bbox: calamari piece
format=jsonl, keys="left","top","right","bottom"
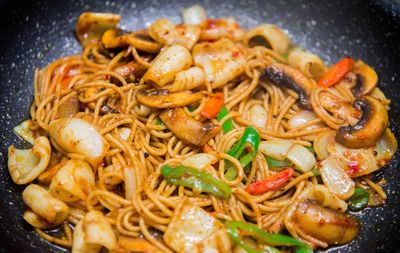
{"left": 50, "top": 159, "right": 95, "bottom": 202}
{"left": 288, "top": 48, "right": 326, "bottom": 80}
{"left": 143, "top": 44, "right": 192, "bottom": 87}
{"left": 72, "top": 211, "right": 117, "bottom": 253}
{"left": 76, "top": 12, "right": 121, "bottom": 47}
{"left": 22, "top": 184, "right": 69, "bottom": 228}
{"left": 193, "top": 38, "right": 246, "bottom": 88}
{"left": 182, "top": 5, "right": 207, "bottom": 25}
{"left": 48, "top": 118, "right": 109, "bottom": 168}
{"left": 319, "top": 92, "right": 361, "bottom": 126}
{"left": 165, "top": 66, "right": 205, "bottom": 92}
{"left": 164, "top": 199, "right": 231, "bottom": 253}
{"left": 8, "top": 136, "right": 51, "bottom": 184}
{"left": 149, "top": 18, "right": 201, "bottom": 50}
{"left": 245, "top": 24, "right": 291, "bottom": 54}
{"left": 200, "top": 17, "right": 244, "bottom": 42}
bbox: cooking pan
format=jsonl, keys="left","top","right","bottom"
{"left": 0, "top": 0, "right": 399, "bottom": 252}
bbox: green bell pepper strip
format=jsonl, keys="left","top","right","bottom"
{"left": 348, "top": 187, "right": 369, "bottom": 211}
{"left": 225, "top": 127, "right": 260, "bottom": 180}
{"left": 226, "top": 220, "right": 312, "bottom": 253}
{"left": 161, "top": 165, "right": 232, "bottom": 199}
{"left": 264, "top": 155, "right": 292, "bottom": 168}
{"left": 217, "top": 106, "right": 235, "bottom": 133}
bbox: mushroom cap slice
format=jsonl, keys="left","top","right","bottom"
{"left": 76, "top": 12, "right": 121, "bottom": 47}
{"left": 101, "top": 29, "right": 162, "bottom": 53}
{"left": 335, "top": 96, "right": 388, "bottom": 149}
{"left": 261, "top": 63, "right": 313, "bottom": 110}
{"left": 136, "top": 89, "right": 203, "bottom": 108}
{"left": 160, "top": 108, "right": 220, "bottom": 146}
{"left": 351, "top": 60, "right": 378, "bottom": 97}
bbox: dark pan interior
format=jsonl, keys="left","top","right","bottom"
{"left": 0, "top": 0, "right": 399, "bottom": 252}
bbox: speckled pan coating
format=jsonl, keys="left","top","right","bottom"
{"left": 0, "top": 0, "right": 399, "bottom": 252}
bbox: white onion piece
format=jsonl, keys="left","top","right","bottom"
{"left": 181, "top": 153, "right": 218, "bottom": 171}
{"left": 118, "top": 127, "right": 131, "bottom": 141}
{"left": 259, "top": 140, "right": 293, "bottom": 161}
{"left": 374, "top": 128, "right": 398, "bottom": 166}
{"left": 287, "top": 144, "right": 316, "bottom": 172}
{"left": 13, "top": 119, "right": 35, "bottom": 144}
{"left": 319, "top": 157, "right": 355, "bottom": 200}
{"left": 314, "top": 131, "right": 335, "bottom": 160}
{"left": 288, "top": 110, "right": 320, "bottom": 130}
{"left": 330, "top": 142, "right": 378, "bottom": 177}
{"left": 182, "top": 5, "right": 207, "bottom": 25}
{"left": 249, "top": 104, "right": 267, "bottom": 128}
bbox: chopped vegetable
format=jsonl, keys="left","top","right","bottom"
{"left": 161, "top": 164, "right": 231, "bottom": 199}
{"left": 246, "top": 168, "right": 294, "bottom": 195}
{"left": 348, "top": 187, "right": 369, "bottom": 211}
{"left": 201, "top": 92, "right": 224, "bottom": 119}
{"left": 318, "top": 57, "right": 354, "bottom": 87}
{"left": 225, "top": 127, "right": 260, "bottom": 180}
{"left": 265, "top": 155, "right": 292, "bottom": 168}
{"left": 225, "top": 220, "right": 312, "bottom": 253}
{"left": 287, "top": 144, "right": 316, "bottom": 173}
{"left": 217, "top": 106, "right": 235, "bottom": 133}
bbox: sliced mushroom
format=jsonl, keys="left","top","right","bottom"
{"left": 285, "top": 185, "right": 359, "bottom": 248}
{"left": 292, "top": 200, "right": 359, "bottom": 245}
{"left": 112, "top": 61, "right": 147, "bottom": 83}
{"left": 76, "top": 12, "right": 121, "bottom": 47}
{"left": 335, "top": 96, "right": 388, "bottom": 149}
{"left": 160, "top": 108, "right": 220, "bottom": 146}
{"left": 245, "top": 24, "right": 291, "bottom": 54}
{"left": 142, "top": 44, "right": 193, "bottom": 87}
{"left": 351, "top": 60, "right": 378, "bottom": 97}
{"left": 261, "top": 63, "right": 313, "bottom": 109}
{"left": 136, "top": 89, "right": 203, "bottom": 108}
{"left": 101, "top": 28, "right": 162, "bottom": 53}
{"left": 58, "top": 94, "right": 80, "bottom": 118}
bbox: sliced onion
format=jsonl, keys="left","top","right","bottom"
{"left": 249, "top": 104, "right": 267, "bottom": 128}
{"left": 118, "top": 127, "right": 131, "bottom": 141}
{"left": 287, "top": 144, "right": 316, "bottom": 172}
{"left": 13, "top": 120, "right": 35, "bottom": 144}
{"left": 181, "top": 153, "right": 218, "bottom": 171}
{"left": 182, "top": 5, "right": 207, "bottom": 25}
{"left": 314, "top": 131, "right": 335, "bottom": 160}
{"left": 319, "top": 157, "right": 355, "bottom": 200}
{"left": 374, "top": 128, "right": 398, "bottom": 166}
{"left": 288, "top": 110, "right": 321, "bottom": 130}
{"left": 259, "top": 140, "right": 293, "bottom": 161}
{"left": 331, "top": 142, "right": 378, "bottom": 177}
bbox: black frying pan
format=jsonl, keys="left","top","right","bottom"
{"left": 0, "top": 0, "right": 399, "bottom": 252}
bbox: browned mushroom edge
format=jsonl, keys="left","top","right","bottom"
{"left": 112, "top": 62, "right": 147, "bottom": 84}
{"left": 335, "top": 96, "right": 388, "bottom": 149}
{"left": 160, "top": 108, "right": 220, "bottom": 147}
{"left": 260, "top": 63, "right": 313, "bottom": 110}
{"left": 351, "top": 60, "right": 378, "bottom": 97}
{"left": 102, "top": 28, "right": 161, "bottom": 53}
{"left": 136, "top": 89, "right": 203, "bottom": 109}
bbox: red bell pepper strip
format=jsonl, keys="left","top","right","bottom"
{"left": 318, "top": 57, "right": 354, "bottom": 87}
{"left": 201, "top": 92, "right": 224, "bottom": 119}
{"left": 246, "top": 168, "right": 294, "bottom": 195}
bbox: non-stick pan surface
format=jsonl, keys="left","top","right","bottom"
{"left": 0, "top": 0, "right": 399, "bottom": 252}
